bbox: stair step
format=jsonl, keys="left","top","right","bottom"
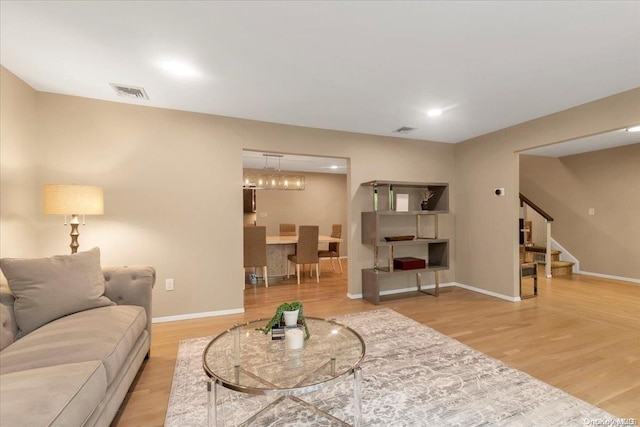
{"left": 522, "top": 246, "right": 561, "bottom": 263}
{"left": 524, "top": 246, "right": 561, "bottom": 255}
{"left": 551, "top": 261, "right": 574, "bottom": 277}
{"left": 551, "top": 260, "right": 573, "bottom": 266}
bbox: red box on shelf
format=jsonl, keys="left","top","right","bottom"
{"left": 393, "top": 257, "right": 426, "bottom": 270}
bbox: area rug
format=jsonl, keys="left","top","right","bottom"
{"left": 165, "top": 308, "right": 615, "bottom": 426}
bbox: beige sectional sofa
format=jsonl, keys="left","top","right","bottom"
{"left": 0, "top": 248, "right": 155, "bottom": 427}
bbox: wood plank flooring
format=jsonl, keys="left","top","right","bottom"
{"left": 112, "top": 261, "right": 640, "bottom": 426}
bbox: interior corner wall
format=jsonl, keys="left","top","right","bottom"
{"left": 0, "top": 66, "right": 39, "bottom": 260}
{"left": 520, "top": 145, "right": 640, "bottom": 280}
{"left": 454, "top": 87, "right": 640, "bottom": 298}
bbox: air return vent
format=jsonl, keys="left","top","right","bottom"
{"left": 393, "top": 126, "right": 417, "bottom": 134}
{"left": 109, "top": 83, "right": 149, "bottom": 100}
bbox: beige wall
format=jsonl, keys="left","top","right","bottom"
{"left": 455, "top": 87, "right": 640, "bottom": 298}
{"left": 4, "top": 62, "right": 636, "bottom": 313}
{"left": 520, "top": 144, "right": 640, "bottom": 280}
{"left": 244, "top": 170, "right": 349, "bottom": 255}
{"left": 0, "top": 68, "right": 39, "bottom": 259}
{"left": 0, "top": 66, "right": 456, "bottom": 318}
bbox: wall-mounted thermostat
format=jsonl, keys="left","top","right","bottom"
{"left": 494, "top": 188, "right": 505, "bottom": 196}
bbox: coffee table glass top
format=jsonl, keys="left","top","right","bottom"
{"left": 203, "top": 317, "right": 365, "bottom": 395}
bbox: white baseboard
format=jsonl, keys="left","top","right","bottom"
{"left": 152, "top": 307, "right": 244, "bottom": 323}
{"left": 349, "top": 282, "right": 518, "bottom": 302}
{"left": 453, "top": 282, "right": 521, "bottom": 302}
{"left": 156, "top": 281, "right": 523, "bottom": 323}
{"left": 347, "top": 282, "right": 457, "bottom": 300}
{"left": 380, "top": 282, "right": 456, "bottom": 296}
{"left": 578, "top": 271, "right": 640, "bottom": 284}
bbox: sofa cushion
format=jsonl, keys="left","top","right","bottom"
{"left": 0, "top": 360, "right": 107, "bottom": 427}
{"left": 0, "top": 248, "right": 114, "bottom": 338}
{"left": 0, "top": 305, "right": 146, "bottom": 386}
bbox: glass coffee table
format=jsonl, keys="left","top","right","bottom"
{"left": 203, "top": 317, "right": 366, "bottom": 426}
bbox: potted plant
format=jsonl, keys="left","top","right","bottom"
{"left": 258, "top": 301, "right": 310, "bottom": 340}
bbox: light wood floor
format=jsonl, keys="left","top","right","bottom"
{"left": 113, "top": 260, "right": 640, "bottom": 426}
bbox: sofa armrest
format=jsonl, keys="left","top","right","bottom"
{"left": 0, "top": 285, "right": 18, "bottom": 351}
{"left": 102, "top": 266, "right": 155, "bottom": 340}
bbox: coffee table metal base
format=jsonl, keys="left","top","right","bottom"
{"left": 207, "top": 367, "right": 362, "bottom": 427}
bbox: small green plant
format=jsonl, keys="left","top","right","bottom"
{"left": 257, "top": 301, "right": 310, "bottom": 340}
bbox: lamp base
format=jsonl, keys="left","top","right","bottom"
{"left": 69, "top": 215, "right": 80, "bottom": 254}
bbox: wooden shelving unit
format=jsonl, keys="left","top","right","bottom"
{"left": 360, "top": 181, "right": 450, "bottom": 305}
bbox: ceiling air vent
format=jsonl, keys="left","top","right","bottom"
{"left": 109, "top": 83, "right": 149, "bottom": 100}
{"left": 393, "top": 126, "right": 417, "bottom": 134}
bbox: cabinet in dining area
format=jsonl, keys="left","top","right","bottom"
{"left": 243, "top": 188, "right": 256, "bottom": 213}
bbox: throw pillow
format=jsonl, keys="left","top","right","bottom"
{"left": 0, "top": 247, "right": 114, "bottom": 338}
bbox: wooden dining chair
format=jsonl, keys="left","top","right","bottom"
{"left": 287, "top": 225, "right": 319, "bottom": 285}
{"left": 279, "top": 223, "right": 296, "bottom": 236}
{"left": 243, "top": 226, "right": 268, "bottom": 287}
{"left": 318, "top": 224, "right": 343, "bottom": 273}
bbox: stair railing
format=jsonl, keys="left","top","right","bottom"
{"left": 519, "top": 193, "right": 554, "bottom": 278}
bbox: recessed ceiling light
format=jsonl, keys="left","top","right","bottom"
{"left": 158, "top": 60, "right": 201, "bottom": 78}
{"left": 626, "top": 125, "right": 640, "bottom": 132}
{"left": 427, "top": 108, "right": 443, "bottom": 117}
{"left": 330, "top": 165, "right": 338, "bottom": 169}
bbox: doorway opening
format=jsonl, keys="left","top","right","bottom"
{"left": 241, "top": 150, "right": 350, "bottom": 292}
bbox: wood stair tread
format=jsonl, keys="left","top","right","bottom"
{"left": 551, "top": 261, "right": 574, "bottom": 267}
{"left": 550, "top": 260, "right": 574, "bottom": 277}
{"left": 524, "top": 246, "right": 561, "bottom": 255}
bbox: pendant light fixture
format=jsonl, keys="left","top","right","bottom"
{"left": 243, "top": 154, "right": 305, "bottom": 190}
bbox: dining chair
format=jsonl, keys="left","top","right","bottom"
{"left": 287, "top": 225, "right": 319, "bottom": 285}
{"left": 279, "top": 223, "right": 296, "bottom": 236}
{"left": 318, "top": 224, "right": 343, "bottom": 273}
{"left": 243, "top": 226, "right": 268, "bottom": 287}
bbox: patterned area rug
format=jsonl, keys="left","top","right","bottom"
{"left": 165, "top": 309, "right": 614, "bottom": 426}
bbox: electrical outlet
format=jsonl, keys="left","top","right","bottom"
{"left": 588, "top": 208, "right": 595, "bottom": 216}
{"left": 165, "top": 279, "right": 174, "bottom": 291}
{"left": 259, "top": 212, "right": 268, "bottom": 218}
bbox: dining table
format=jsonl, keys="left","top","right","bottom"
{"left": 266, "top": 235, "right": 342, "bottom": 245}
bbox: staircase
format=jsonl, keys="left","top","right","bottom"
{"left": 522, "top": 245, "right": 574, "bottom": 277}
{"left": 519, "top": 193, "right": 577, "bottom": 278}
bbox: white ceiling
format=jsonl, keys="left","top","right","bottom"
{"left": 1, "top": 1, "right": 639, "bottom": 148}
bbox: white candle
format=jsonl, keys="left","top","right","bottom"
{"left": 285, "top": 327, "right": 304, "bottom": 350}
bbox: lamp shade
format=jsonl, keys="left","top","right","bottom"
{"left": 43, "top": 185, "right": 104, "bottom": 215}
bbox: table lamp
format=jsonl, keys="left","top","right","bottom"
{"left": 43, "top": 184, "right": 104, "bottom": 254}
